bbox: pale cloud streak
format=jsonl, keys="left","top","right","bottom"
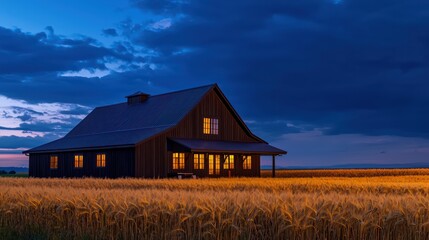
{"left": 149, "top": 18, "right": 173, "bottom": 30}
{"left": 0, "top": 95, "right": 91, "bottom": 136}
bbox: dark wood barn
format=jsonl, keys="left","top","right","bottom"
{"left": 24, "top": 84, "right": 286, "bottom": 178}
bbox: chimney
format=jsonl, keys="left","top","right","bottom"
{"left": 126, "top": 91, "right": 150, "bottom": 104}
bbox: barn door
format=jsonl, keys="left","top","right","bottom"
{"left": 208, "top": 154, "right": 220, "bottom": 175}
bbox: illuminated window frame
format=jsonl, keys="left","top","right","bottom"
{"left": 203, "top": 118, "right": 211, "bottom": 134}
{"left": 203, "top": 118, "right": 219, "bottom": 135}
{"left": 193, "top": 154, "right": 205, "bottom": 170}
{"left": 74, "top": 155, "right": 84, "bottom": 168}
{"left": 223, "top": 155, "right": 234, "bottom": 170}
{"left": 50, "top": 156, "right": 58, "bottom": 169}
{"left": 209, "top": 155, "right": 220, "bottom": 175}
{"left": 96, "top": 154, "right": 106, "bottom": 168}
{"left": 173, "top": 153, "right": 185, "bottom": 170}
{"left": 243, "top": 156, "right": 252, "bottom": 170}
{"left": 215, "top": 155, "right": 220, "bottom": 174}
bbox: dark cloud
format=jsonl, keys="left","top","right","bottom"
{"left": 0, "top": 69, "right": 165, "bottom": 106}
{"left": 123, "top": 0, "right": 429, "bottom": 138}
{"left": 0, "top": 26, "right": 151, "bottom": 106}
{"left": 102, "top": 28, "right": 118, "bottom": 37}
{"left": 0, "top": 27, "right": 134, "bottom": 75}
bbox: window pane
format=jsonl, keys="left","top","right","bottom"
{"left": 223, "top": 155, "right": 229, "bottom": 169}
{"left": 223, "top": 155, "right": 234, "bottom": 169}
{"left": 179, "top": 153, "right": 185, "bottom": 169}
{"left": 215, "top": 155, "right": 220, "bottom": 174}
{"left": 173, "top": 153, "right": 178, "bottom": 169}
{"left": 212, "top": 119, "right": 218, "bottom": 135}
{"left": 209, "top": 155, "right": 214, "bottom": 174}
{"left": 74, "top": 155, "right": 83, "bottom": 168}
{"left": 199, "top": 154, "right": 204, "bottom": 169}
{"left": 203, "top": 118, "right": 219, "bottom": 135}
{"left": 194, "top": 154, "right": 199, "bottom": 169}
{"left": 50, "top": 156, "right": 58, "bottom": 169}
{"left": 243, "top": 156, "right": 252, "bottom": 169}
{"left": 203, "top": 118, "right": 211, "bottom": 134}
{"left": 173, "top": 153, "right": 185, "bottom": 170}
{"left": 97, "top": 154, "right": 106, "bottom": 168}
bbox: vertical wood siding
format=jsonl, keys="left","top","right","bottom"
{"left": 29, "top": 148, "right": 135, "bottom": 178}
{"left": 135, "top": 88, "right": 262, "bottom": 178}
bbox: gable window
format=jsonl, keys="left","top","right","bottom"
{"left": 50, "top": 156, "right": 58, "bottom": 169}
{"left": 193, "top": 154, "right": 205, "bottom": 170}
{"left": 172, "top": 153, "right": 185, "bottom": 170}
{"left": 74, "top": 155, "right": 84, "bottom": 168}
{"left": 223, "top": 155, "right": 234, "bottom": 170}
{"left": 203, "top": 118, "right": 218, "bottom": 135}
{"left": 96, "top": 154, "right": 106, "bottom": 168}
{"left": 243, "top": 156, "right": 252, "bottom": 170}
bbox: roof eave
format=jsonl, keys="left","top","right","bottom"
{"left": 190, "top": 148, "right": 287, "bottom": 155}
{"left": 23, "top": 144, "right": 135, "bottom": 154}
{"left": 211, "top": 85, "right": 267, "bottom": 143}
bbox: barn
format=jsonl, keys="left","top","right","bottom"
{"left": 24, "top": 84, "right": 286, "bottom": 178}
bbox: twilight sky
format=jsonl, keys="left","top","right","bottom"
{"left": 1, "top": 0, "right": 429, "bottom": 167}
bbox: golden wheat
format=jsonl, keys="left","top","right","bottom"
{"left": 261, "top": 168, "right": 429, "bottom": 178}
{"left": 1, "top": 172, "right": 429, "bottom": 239}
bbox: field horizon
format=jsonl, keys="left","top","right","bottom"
{"left": 5, "top": 163, "right": 429, "bottom": 175}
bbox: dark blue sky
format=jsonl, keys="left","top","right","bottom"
{"left": 1, "top": 0, "right": 429, "bottom": 167}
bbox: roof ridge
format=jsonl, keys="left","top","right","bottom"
{"left": 150, "top": 83, "right": 215, "bottom": 98}
{"left": 67, "top": 124, "right": 174, "bottom": 138}
{"left": 95, "top": 84, "right": 216, "bottom": 109}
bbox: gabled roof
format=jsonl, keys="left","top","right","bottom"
{"left": 24, "top": 84, "right": 277, "bottom": 154}
{"left": 67, "top": 85, "right": 214, "bottom": 137}
{"left": 25, "top": 84, "right": 215, "bottom": 153}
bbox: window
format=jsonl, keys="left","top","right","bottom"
{"left": 203, "top": 118, "right": 219, "bottom": 135}
{"left": 223, "top": 155, "right": 234, "bottom": 170}
{"left": 74, "top": 155, "right": 84, "bottom": 168}
{"left": 193, "top": 154, "right": 205, "bottom": 170}
{"left": 243, "top": 156, "right": 252, "bottom": 170}
{"left": 203, "top": 118, "right": 210, "bottom": 134}
{"left": 209, "top": 154, "right": 220, "bottom": 175}
{"left": 172, "top": 153, "right": 185, "bottom": 170}
{"left": 96, "top": 154, "right": 106, "bottom": 168}
{"left": 211, "top": 118, "right": 218, "bottom": 134}
{"left": 50, "top": 156, "right": 58, "bottom": 169}
{"left": 215, "top": 155, "right": 220, "bottom": 174}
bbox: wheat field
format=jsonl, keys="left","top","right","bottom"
{"left": 261, "top": 168, "right": 429, "bottom": 178}
{"left": 1, "top": 171, "right": 429, "bottom": 239}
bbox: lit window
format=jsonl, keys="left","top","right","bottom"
{"left": 74, "top": 155, "right": 84, "bottom": 168}
{"left": 223, "top": 155, "right": 234, "bottom": 169}
{"left": 50, "top": 156, "right": 58, "bottom": 169}
{"left": 243, "top": 156, "right": 252, "bottom": 169}
{"left": 203, "top": 118, "right": 210, "bottom": 134}
{"left": 96, "top": 154, "right": 106, "bottom": 168}
{"left": 203, "top": 118, "right": 219, "bottom": 135}
{"left": 209, "top": 155, "right": 220, "bottom": 175}
{"left": 173, "top": 153, "right": 185, "bottom": 170}
{"left": 193, "top": 154, "right": 205, "bottom": 170}
{"left": 215, "top": 155, "right": 220, "bottom": 174}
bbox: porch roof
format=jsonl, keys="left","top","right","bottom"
{"left": 169, "top": 138, "right": 287, "bottom": 155}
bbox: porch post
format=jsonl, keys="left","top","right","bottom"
{"left": 272, "top": 155, "right": 276, "bottom": 178}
